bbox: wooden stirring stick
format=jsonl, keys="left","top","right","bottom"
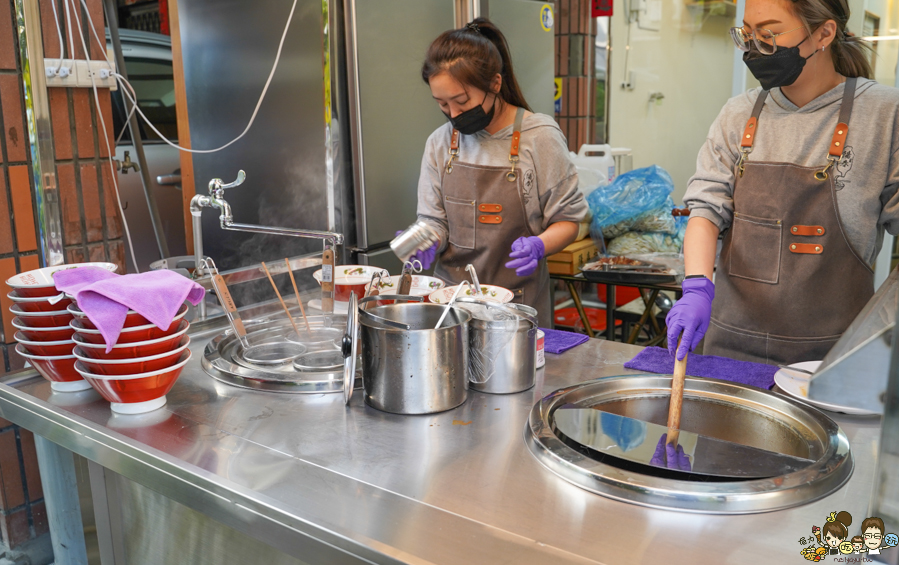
{"left": 261, "top": 261, "right": 302, "bottom": 338}
{"left": 666, "top": 337, "right": 687, "bottom": 448}
{"left": 284, "top": 258, "right": 311, "bottom": 333}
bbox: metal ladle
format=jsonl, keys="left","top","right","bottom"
{"left": 466, "top": 264, "right": 483, "bottom": 297}
{"left": 435, "top": 282, "right": 471, "bottom": 329}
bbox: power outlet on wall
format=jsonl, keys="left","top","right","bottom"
{"left": 44, "top": 51, "right": 117, "bottom": 89}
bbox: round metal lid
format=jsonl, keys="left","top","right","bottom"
{"left": 202, "top": 317, "right": 349, "bottom": 393}
{"left": 526, "top": 374, "right": 853, "bottom": 514}
{"left": 342, "top": 292, "right": 358, "bottom": 405}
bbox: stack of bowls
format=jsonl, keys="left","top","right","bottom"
{"left": 70, "top": 303, "right": 191, "bottom": 414}
{"left": 7, "top": 263, "right": 118, "bottom": 392}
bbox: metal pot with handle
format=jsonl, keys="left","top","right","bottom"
{"left": 455, "top": 298, "right": 538, "bottom": 394}
{"left": 343, "top": 294, "right": 471, "bottom": 414}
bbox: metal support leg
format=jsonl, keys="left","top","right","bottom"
{"left": 605, "top": 285, "right": 616, "bottom": 341}
{"left": 566, "top": 281, "right": 594, "bottom": 338}
{"left": 869, "top": 295, "right": 899, "bottom": 564}
{"left": 33, "top": 435, "right": 88, "bottom": 565}
{"left": 627, "top": 289, "right": 660, "bottom": 345}
{"left": 88, "top": 460, "right": 125, "bottom": 565}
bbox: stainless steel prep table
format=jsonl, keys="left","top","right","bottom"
{"left": 0, "top": 316, "right": 885, "bottom": 565}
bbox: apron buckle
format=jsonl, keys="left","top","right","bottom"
{"left": 507, "top": 155, "right": 519, "bottom": 182}
{"left": 737, "top": 148, "right": 751, "bottom": 178}
{"left": 815, "top": 157, "right": 838, "bottom": 181}
{"left": 446, "top": 147, "right": 459, "bottom": 174}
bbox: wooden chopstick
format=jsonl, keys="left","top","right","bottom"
{"left": 261, "top": 261, "right": 302, "bottom": 339}
{"left": 666, "top": 337, "right": 687, "bottom": 448}
{"left": 284, "top": 258, "right": 311, "bottom": 333}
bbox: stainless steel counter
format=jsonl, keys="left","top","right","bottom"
{"left": 0, "top": 316, "right": 886, "bottom": 565}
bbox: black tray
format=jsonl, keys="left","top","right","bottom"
{"left": 580, "top": 260, "right": 677, "bottom": 285}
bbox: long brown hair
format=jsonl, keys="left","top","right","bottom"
{"left": 789, "top": 0, "right": 873, "bottom": 78}
{"left": 421, "top": 17, "right": 531, "bottom": 112}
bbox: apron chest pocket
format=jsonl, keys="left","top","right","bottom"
{"left": 445, "top": 195, "right": 476, "bottom": 250}
{"left": 728, "top": 212, "right": 782, "bottom": 284}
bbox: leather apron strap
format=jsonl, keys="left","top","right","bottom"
{"left": 435, "top": 107, "right": 553, "bottom": 326}
{"left": 704, "top": 77, "right": 872, "bottom": 365}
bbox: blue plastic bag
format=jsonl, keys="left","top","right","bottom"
{"left": 587, "top": 165, "right": 675, "bottom": 243}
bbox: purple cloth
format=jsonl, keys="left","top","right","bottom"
{"left": 623, "top": 346, "right": 777, "bottom": 390}
{"left": 541, "top": 327, "right": 590, "bottom": 354}
{"left": 53, "top": 268, "right": 205, "bottom": 351}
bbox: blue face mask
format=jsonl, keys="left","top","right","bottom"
{"left": 743, "top": 36, "right": 817, "bottom": 90}
{"left": 444, "top": 91, "right": 496, "bottom": 134}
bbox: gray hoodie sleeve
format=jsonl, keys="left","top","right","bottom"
{"left": 416, "top": 131, "right": 449, "bottom": 253}
{"left": 683, "top": 99, "right": 743, "bottom": 232}
{"left": 878, "top": 127, "right": 899, "bottom": 236}
{"left": 528, "top": 125, "right": 586, "bottom": 230}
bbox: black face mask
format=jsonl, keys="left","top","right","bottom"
{"left": 445, "top": 91, "right": 495, "bottom": 134}
{"left": 743, "top": 36, "right": 817, "bottom": 90}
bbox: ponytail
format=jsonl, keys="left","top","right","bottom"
{"left": 422, "top": 17, "right": 532, "bottom": 112}
{"left": 830, "top": 32, "right": 874, "bottom": 79}
{"left": 789, "top": 0, "right": 874, "bottom": 79}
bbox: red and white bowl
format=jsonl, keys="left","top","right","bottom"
{"left": 73, "top": 331, "right": 189, "bottom": 360}
{"left": 71, "top": 318, "right": 188, "bottom": 346}
{"left": 313, "top": 265, "right": 385, "bottom": 302}
{"left": 68, "top": 303, "right": 187, "bottom": 330}
{"left": 14, "top": 333, "right": 75, "bottom": 357}
{"left": 428, "top": 284, "right": 514, "bottom": 304}
{"left": 73, "top": 338, "right": 190, "bottom": 376}
{"left": 74, "top": 351, "right": 191, "bottom": 414}
{"left": 9, "top": 304, "right": 74, "bottom": 327}
{"left": 15, "top": 343, "right": 91, "bottom": 392}
{"left": 365, "top": 274, "right": 444, "bottom": 304}
{"left": 6, "top": 263, "right": 117, "bottom": 297}
{"left": 7, "top": 290, "right": 72, "bottom": 312}
{"left": 12, "top": 318, "right": 76, "bottom": 342}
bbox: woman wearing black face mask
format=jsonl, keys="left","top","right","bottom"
{"left": 404, "top": 18, "right": 587, "bottom": 326}
{"left": 665, "top": 0, "right": 899, "bottom": 365}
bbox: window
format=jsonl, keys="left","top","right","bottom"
{"left": 111, "top": 57, "right": 177, "bottom": 144}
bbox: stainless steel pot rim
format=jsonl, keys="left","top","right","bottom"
{"left": 525, "top": 374, "right": 853, "bottom": 514}
{"left": 358, "top": 302, "right": 471, "bottom": 331}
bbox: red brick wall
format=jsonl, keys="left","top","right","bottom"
{"left": 0, "top": 0, "right": 125, "bottom": 550}
{"left": 554, "top": 0, "right": 596, "bottom": 152}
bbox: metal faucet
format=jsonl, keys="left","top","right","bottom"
{"left": 190, "top": 170, "right": 345, "bottom": 320}
{"left": 116, "top": 150, "right": 140, "bottom": 174}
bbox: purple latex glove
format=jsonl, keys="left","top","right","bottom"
{"left": 665, "top": 277, "right": 715, "bottom": 361}
{"left": 395, "top": 230, "right": 438, "bottom": 270}
{"left": 650, "top": 433, "right": 692, "bottom": 471}
{"left": 504, "top": 236, "right": 545, "bottom": 277}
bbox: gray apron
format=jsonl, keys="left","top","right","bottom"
{"left": 704, "top": 78, "right": 873, "bottom": 365}
{"left": 434, "top": 108, "right": 553, "bottom": 326}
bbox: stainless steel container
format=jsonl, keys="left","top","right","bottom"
{"left": 389, "top": 221, "right": 440, "bottom": 263}
{"left": 358, "top": 302, "right": 470, "bottom": 414}
{"left": 457, "top": 299, "right": 538, "bottom": 394}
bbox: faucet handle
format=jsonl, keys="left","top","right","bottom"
{"left": 208, "top": 170, "right": 246, "bottom": 194}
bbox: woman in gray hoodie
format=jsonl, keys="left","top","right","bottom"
{"left": 666, "top": 0, "right": 899, "bottom": 365}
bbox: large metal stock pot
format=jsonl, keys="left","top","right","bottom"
{"left": 353, "top": 296, "right": 470, "bottom": 414}
{"left": 456, "top": 298, "right": 538, "bottom": 394}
